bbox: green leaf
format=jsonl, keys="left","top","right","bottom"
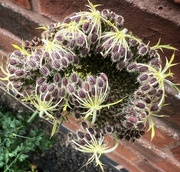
{"left": 50, "top": 119, "right": 58, "bottom": 139}
{"left": 18, "top": 154, "right": 28, "bottom": 162}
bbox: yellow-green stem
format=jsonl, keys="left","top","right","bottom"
{"left": 27, "top": 110, "right": 39, "bottom": 123}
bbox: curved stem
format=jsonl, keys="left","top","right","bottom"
{"left": 27, "top": 110, "right": 39, "bottom": 123}
{"left": 104, "top": 142, "right": 119, "bottom": 154}
{"left": 91, "top": 108, "right": 97, "bottom": 124}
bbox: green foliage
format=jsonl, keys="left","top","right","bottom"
{"left": 0, "top": 108, "right": 52, "bottom": 172}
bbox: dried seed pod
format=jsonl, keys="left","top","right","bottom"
{"left": 62, "top": 77, "right": 68, "bottom": 86}
{"left": 88, "top": 128, "right": 95, "bottom": 135}
{"left": 40, "top": 66, "right": 50, "bottom": 76}
{"left": 59, "top": 87, "right": 66, "bottom": 97}
{"left": 52, "top": 60, "right": 61, "bottom": 70}
{"left": 15, "top": 70, "right": 25, "bottom": 77}
{"left": 81, "top": 47, "right": 89, "bottom": 57}
{"left": 116, "top": 60, "right": 126, "bottom": 70}
{"left": 101, "top": 9, "right": 110, "bottom": 18}
{"left": 138, "top": 65, "right": 148, "bottom": 72}
{"left": 82, "top": 22, "right": 90, "bottom": 33}
{"left": 44, "top": 93, "right": 51, "bottom": 102}
{"left": 77, "top": 36, "right": 85, "bottom": 46}
{"left": 150, "top": 104, "right": 159, "bottom": 112}
{"left": 129, "top": 39, "right": 139, "bottom": 47}
{"left": 61, "top": 57, "right": 68, "bottom": 67}
{"left": 52, "top": 88, "right": 59, "bottom": 97}
{"left": 81, "top": 121, "right": 88, "bottom": 129}
{"left": 48, "top": 83, "right": 55, "bottom": 92}
{"left": 97, "top": 77, "right": 104, "bottom": 87}
{"left": 9, "top": 59, "right": 17, "bottom": 66}
{"left": 71, "top": 73, "right": 78, "bottom": 83}
{"left": 53, "top": 73, "right": 61, "bottom": 83}
{"left": 78, "top": 89, "right": 86, "bottom": 99}
{"left": 40, "top": 84, "right": 47, "bottom": 93}
{"left": 138, "top": 74, "right": 148, "bottom": 82}
{"left": 141, "top": 84, "right": 150, "bottom": 91}
{"left": 137, "top": 123, "right": 145, "bottom": 130}
{"left": 111, "top": 52, "right": 120, "bottom": 62}
{"left": 90, "top": 33, "right": 98, "bottom": 43}
{"left": 127, "top": 63, "right": 137, "bottom": 72}
{"left": 138, "top": 45, "right": 149, "bottom": 56}
{"left": 66, "top": 52, "right": 74, "bottom": 62}
{"left": 87, "top": 75, "right": 96, "bottom": 85}
{"left": 136, "top": 102, "right": 146, "bottom": 109}
{"left": 85, "top": 133, "right": 92, "bottom": 141}
{"left": 77, "top": 131, "right": 84, "bottom": 139}
{"left": 105, "top": 125, "right": 113, "bottom": 133}
{"left": 68, "top": 84, "right": 75, "bottom": 93}
{"left": 36, "top": 77, "right": 46, "bottom": 85}
{"left": 114, "top": 15, "right": 124, "bottom": 26}
{"left": 100, "top": 73, "right": 108, "bottom": 82}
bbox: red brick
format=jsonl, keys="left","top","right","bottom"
{"left": 0, "top": 1, "right": 49, "bottom": 40}
{"left": 155, "top": 159, "right": 180, "bottom": 172}
{"left": 107, "top": 151, "right": 143, "bottom": 172}
{"left": 0, "top": 51, "right": 8, "bottom": 78}
{"left": 138, "top": 160, "right": 161, "bottom": 172}
{"left": 38, "top": 0, "right": 87, "bottom": 21}
{"left": 174, "top": 0, "right": 180, "bottom": 4}
{"left": 171, "top": 145, "right": 180, "bottom": 161}
{"left": 0, "top": 28, "right": 21, "bottom": 53}
{"left": 12, "top": 0, "right": 32, "bottom": 10}
{"left": 143, "top": 125, "right": 177, "bottom": 148}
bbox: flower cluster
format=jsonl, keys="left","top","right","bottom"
{"left": 0, "top": 1, "right": 178, "bottom": 171}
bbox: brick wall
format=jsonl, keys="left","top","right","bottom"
{"left": 0, "top": 0, "right": 180, "bottom": 172}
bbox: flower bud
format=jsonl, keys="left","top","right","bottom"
{"left": 77, "top": 131, "right": 84, "bottom": 139}
{"left": 62, "top": 77, "right": 68, "bottom": 86}
{"left": 97, "top": 77, "right": 104, "bottom": 87}
{"left": 141, "top": 84, "right": 150, "bottom": 91}
{"left": 37, "top": 77, "right": 46, "bottom": 85}
{"left": 78, "top": 89, "right": 86, "bottom": 99}
{"left": 138, "top": 74, "right": 148, "bottom": 82}
{"left": 15, "top": 70, "right": 25, "bottom": 77}
{"left": 9, "top": 59, "right": 17, "bottom": 65}
{"left": 111, "top": 52, "right": 120, "bottom": 62}
{"left": 52, "top": 60, "right": 61, "bottom": 71}
{"left": 53, "top": 73, "right": 61, "bottom": 83}
{"left": 59, "top": 87, "right": 66, "bottom": 97}
{"left": 77, "top": 36, "right": 85, "bottom": 46}
{"left": 40, "top": 84, "right": 47, "bottom": 93}
{"left": 68, "top": 84, "right": 75, "bottom": 93}
{"left": 61, "top": 57, "right": 68, "bottom": 67}
{"left": 40, "top": 66, "right": 50, "bottom": 76}
{"left": 136, "top": 102, "right": 145, "bottom": 109}
{"left": 48, "top": 83, "right": 55, "bottom": 92}
{"left": 52, "top": 88, "right": 59, "bottom": 97}
{"left": 71, "top": 73, "right": 78, "bottom": 83}
{"left": 100, "top": 73, "right": 108, "bottom": 82}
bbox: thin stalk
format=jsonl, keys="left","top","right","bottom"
{"left": 27, "top": 110, "right": 39, "bottom": 123}
{"left": 91, "top": 108, "right": 97, "bottom": 124}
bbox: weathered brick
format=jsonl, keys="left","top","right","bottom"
{"left": 171, "top": 145, "right": 180, "bottom": 161}
{"left": 0, "top": 2, "right": 43, "bottom": 40}
{"left": 138, "top": 160, "right": 161, "bottom": 172}
{"left": 0, "top": 28, "right": 21, "bottom": 53}
{"left": 174, "top": 0, "right": 180, "bottom": 4}
{"left": 143, "top": 125, "right": 177, "bottom": 148}
{"left": 12, "top": 0, "right": 32, "bottom": 10}
{"left": 107, "top": 151, "right": 143, "bottom": 172}
{"left": 155, "top": 159, "right": 180, "bottom": 172}
{"left": 38, "top": 0, "right": 87, "bottom": 21}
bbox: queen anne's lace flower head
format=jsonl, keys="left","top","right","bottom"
{"left": 0, "top": 1, "right": 178, "bottom": 171}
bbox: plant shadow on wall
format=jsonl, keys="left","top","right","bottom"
{"left": 0, "top": 0, "right": 179, "bottom": 171}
